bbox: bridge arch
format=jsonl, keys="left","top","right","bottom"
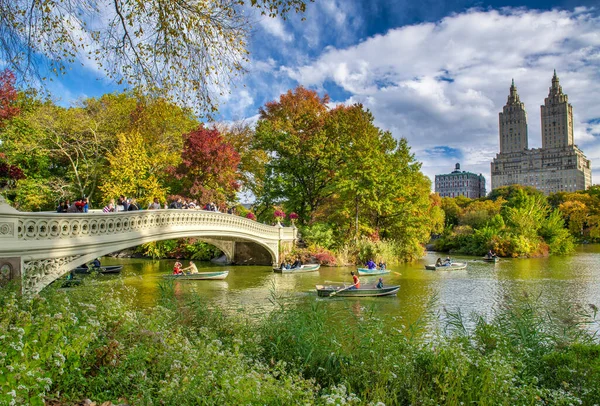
{"left": 0, "top": 201, "right": 296, "bottom": 294}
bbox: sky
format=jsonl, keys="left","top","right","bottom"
{"left": 44, "top": 0, "right": 600, "bottom": 191}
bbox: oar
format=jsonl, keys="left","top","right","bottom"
{"left": 329, "top": 284, "right": 355, "bottom": 297}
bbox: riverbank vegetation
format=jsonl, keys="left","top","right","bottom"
{"left": 435, "top": 185, "right": 600, "bottom": 257}
{"left": 1, "top": 281, "right": 599, "bottom": 405}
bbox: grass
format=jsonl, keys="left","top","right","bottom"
{"left": 0, "top": 278, "right": 599, "bottom": 405}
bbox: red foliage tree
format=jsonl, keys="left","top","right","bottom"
{"left": 174, "top": 125, "right": 241, "bottom": 205}
{"left": 0, "top": 153, "right": 25, "bottom": 188}
{"left": 0, "top": 70, "right": 20, "bottom": 125}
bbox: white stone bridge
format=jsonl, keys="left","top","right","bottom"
{"left": 0, "top": 201, "right": 297, "bottom": 294}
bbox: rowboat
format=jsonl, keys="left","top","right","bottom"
{"left": 73, "top": 265, "right": 123, "bottom": 274}
{"left": 482, "top": 256, "right": 499, "bottom": 263}
{"left": 315, "top": 284, "right": 399, "bottom": 297}
{"left": 273, "top": 264, "right": 321, "bottom": 273}
{"left": 425, "top": 262, "right": 467, "bottom": 271}
{"left": 163, "top": 270, "right": 229, "bottom": 280}
{"left": 357, "top": 267, "right": 390, "bottom": 276}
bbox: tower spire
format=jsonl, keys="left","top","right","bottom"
{"left": 507, "top": 79, "right": 520, "bottom": 104}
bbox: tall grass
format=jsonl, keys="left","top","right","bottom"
{"left": 1, "top": 279, "right": 598, "bottom": 405}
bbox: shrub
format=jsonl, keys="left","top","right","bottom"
{"left": 300, "top": 223, "right": 336, "bottom": 250}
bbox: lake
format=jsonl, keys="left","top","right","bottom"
{"left": 88, "top": 245, "right": 600, "bottom": 330}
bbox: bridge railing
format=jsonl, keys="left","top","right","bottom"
{"left": 0, "top": 209, "right": 296, "bottom": 242}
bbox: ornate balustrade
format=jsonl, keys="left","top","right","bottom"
{"left": 14, "top": 210, "right": 294, "bottom": 241}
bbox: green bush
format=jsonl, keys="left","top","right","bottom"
{"left": 300, "top": 223, "right": 336, "bottom": 250}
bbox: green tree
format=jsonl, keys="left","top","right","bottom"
{"left": 254, "top": 86, "right": 339, "bottom": 224}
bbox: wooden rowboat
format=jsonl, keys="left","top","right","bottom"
{"left": 482, "top": 256, "right": 499, "bottom": 263}
{"left": 425, "top": 262, "right": 467, "bottom": 271}
{"left": 315, "top": 284, "right": 399, "bottom": 297}
{"left": 357, "top": 267, "right": 390, "bottom": 276}
{"left": 73, "top": 265, "right": 123, "bottom": 274}
{"left": 273, "top": 264, "right": 321, "bottom": 273}
{"left": 163, "top": 270, "right": 229, "bottom": 280}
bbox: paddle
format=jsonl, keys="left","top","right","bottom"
{"left": 329, "top": 284, "right": 356, "bottom": 297}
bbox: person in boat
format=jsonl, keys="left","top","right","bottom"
{"left": 378, "top": 261, "right": 386, "bottom": 270}
{"left": 366, "top": 259, "right": 377, "bottom": 270}
{"left": 182, "top": 261, "right": 199, "bottom": 274}
{"left": 444, "top": 256, "right": 452, "bottom": 266}
{"left": 291, "top": 257, "right": 302, "bottom": 269}
{"left": 80, "top": 263, "right": 89, "bottom": 270}
{"left": 435, "top": 258, "right": 443, "bottom": 267}
{"left": 349, "top": 271, "right": 360, "bottom": 289}
{"left": 173, "top": 261, "right": 183, "bottom": 275}
{"left": 486, "top": 250, "right": 497, "bottom": 259}
{"left": 92, "top": 258, "right": 101, "bottom": 268}
{"left": 376, "top": 278, "right": 384, "bottom": 289}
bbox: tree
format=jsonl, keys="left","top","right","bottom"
{"left": 0, "top": 91, "right": 196, "bottom": 205}
{"left": 218, "top": 121, "right": 269, "bottom": 202}
{"left": 173, "top": 125, "right": 241, "bottom": 206}
{"left": 0, "top": 70, "right": 20, "bottom": 124}
{"left": 1, "top": 0, "right": 310, "bottom": 113}
{"left": 254, "top": 86, "right": 340, "bottom": 224}
{"left": 100, "top": 131, "right": 169, "bottom": 206}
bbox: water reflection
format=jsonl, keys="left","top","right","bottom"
{"left": 81, "top": 245, "right": 600, "bottom": 332}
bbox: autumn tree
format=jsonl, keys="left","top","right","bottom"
{"left": 0, "top": 70, "right": 20, "bottom": 124}
{"left": 100, "top": 131, "right": 169, "bottom": 206}
{"left": 173, "top": 125, "right": 241, "bottom": 206}
{"left": 1, "top": 91, "right": 196, "bottom": 207}
{"left": 253, "top": 86, "right": 341, "bottom": 223}
{"left": 218, "top": 121, "right": 268, "bottom": 201}
{"left": 1, "top": 0, "right": 310, "bottom": 113}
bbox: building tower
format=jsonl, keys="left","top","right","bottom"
{"left": 541, "top": 70, "right": 574, "bottom": 149}
{"left": 499, "top": 79, "right": 528, "bottom": 153}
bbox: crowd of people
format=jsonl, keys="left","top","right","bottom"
{"left": 56, "top": 197, "right": 89, "bottom": 213}
{"left": 57, "top": 194, "right": 238, "bottom": 215}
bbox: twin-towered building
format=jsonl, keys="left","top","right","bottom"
{"left": 490, "top": 71, "right": 591, "bottom": 194}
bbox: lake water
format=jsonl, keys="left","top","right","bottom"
{"left": 88, "top": 245, "right": 600, "bottom": 330}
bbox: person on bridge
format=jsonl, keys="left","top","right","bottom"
{"left": 148, "top": 198, "right": 161, "bottom": 210}
{"left": 182, "top": 261, "right": 199, "bottom": 274}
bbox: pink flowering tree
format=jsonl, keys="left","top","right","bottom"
{"left": 273, "top": 209, "right": 286, "bottom": 224}
{"left": 245, "top": 212, "right": 256, "bottom": 221}
{"left": 289, "top": 212, "right": 298, "bottom": 225}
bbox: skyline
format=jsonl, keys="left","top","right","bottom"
{"left": 19, "top": 1, "right": 600, "bottom": 191}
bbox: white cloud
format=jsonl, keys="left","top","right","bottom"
{"left": 278, "top": 8, "right": 600, "bottom": 188}
{"left": 259, "top": 16, "right": 294, "bottom": 42}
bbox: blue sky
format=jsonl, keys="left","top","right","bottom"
{"left": 45, "top": 0, "right": 600, "bottom": 191}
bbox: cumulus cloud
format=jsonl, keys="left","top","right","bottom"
{"left": 279, "top": 8, "right": 600, "bottom": 186}
{"left": 258, "top": 16, "right": 294, "bottom": 42}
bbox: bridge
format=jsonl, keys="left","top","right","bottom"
{"left": 0, "top": 199, "right": 297, "bottom": 294}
